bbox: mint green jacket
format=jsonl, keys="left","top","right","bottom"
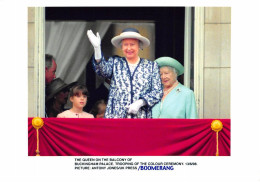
{"left": 152, "top": 83, "right": 198, "bottom": 119}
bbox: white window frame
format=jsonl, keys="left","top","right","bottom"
{"left": 193, "top": 7, "right": 204, "bottom": 118}
{"left": 184, "top": 7, "right": 192, "bottom": 89}
{"left": 34, "top": 7, "right": 45, "bottom": 117}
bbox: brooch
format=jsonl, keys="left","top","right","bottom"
{"left": 176, "top": 88, "right": 181, "bottom": 93}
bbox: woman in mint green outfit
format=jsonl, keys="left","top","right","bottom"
{"left": 152, "top": 57, "right": 198, "bottom": 119}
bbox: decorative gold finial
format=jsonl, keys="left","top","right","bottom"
{"left": 32, "top": 117, "right": 44, "bottom": 129}
{"left": 32, "top": 117, "right": 44, "bottom": 156}
{"left": 211, "top": 120, "right": 223, "bottom": 156}
{"left": 211, "top": 120, "right": 223, "bottom": 132}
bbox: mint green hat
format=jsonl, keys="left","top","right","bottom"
{"left": 154, "top": 57, "right": 184, "bottom": 76}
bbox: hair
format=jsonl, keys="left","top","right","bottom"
{"left": 45, "top": 54, "right": 55, "bottom": 69}
{"left": 139, "top": 41, "right": 143, "bottom": 50}
{"left": 69, "top": 84, "right": 89, "bottom": 98}
{"left": 162, "top": 66, "right": 178, "bottom": 78}
{"left": 90, "top": 99, "right": 107, "bottom": 118}
{"left": 120, "top": 40, "right": 142, "bottom": 49}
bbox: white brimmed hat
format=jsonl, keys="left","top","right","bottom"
{"left": 111, "top": 28, "right": 150, "bottom": 49}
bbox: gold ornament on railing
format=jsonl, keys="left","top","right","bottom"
{"left": 32, "top": 117, "right": 44, "bottom": 156}
{"left": 211, "top": 120, "right": 223, "bottom": 156}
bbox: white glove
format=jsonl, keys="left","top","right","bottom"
{"left": 126, "top": 99, "right": 146, "bottom": 115}
{"left": 87, "top": 30, "right": 102, "bottom": 60}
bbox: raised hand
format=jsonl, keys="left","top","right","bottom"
{"left": 87, "top": 30, "right": 102, "bottom": 60}
{"left": 87, "top": 30, "right": 101, "bottom": 48}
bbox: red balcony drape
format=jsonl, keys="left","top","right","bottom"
{"left": 28, "top": 118, "right": 230, "bottom": 156}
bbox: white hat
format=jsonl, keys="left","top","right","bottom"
{"left": 111, "top": 28, "right": 150, "bottom": 49}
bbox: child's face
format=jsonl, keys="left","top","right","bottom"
{"left": 70, "top": 92, "right": 87, "bottom": 109}
{"left": 96, "top": 103, "right": 106, "bottom": 118}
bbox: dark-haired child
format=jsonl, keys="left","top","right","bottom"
{"left": 57, "top": 85, "right": 94, "bottom": 118}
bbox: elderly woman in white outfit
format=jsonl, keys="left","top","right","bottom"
{"left": 87, "top": 28, "right": 163, "bottom": 118}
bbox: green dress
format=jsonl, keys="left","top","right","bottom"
{"left": 152, "top": 83, "right": 198, "bottom": 119}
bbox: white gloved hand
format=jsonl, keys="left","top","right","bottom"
{"left": 126, "top": 99, "right": 146, "bottom": 115}
{"left": 87, "top": 30, "right": 102, "bottom": 60}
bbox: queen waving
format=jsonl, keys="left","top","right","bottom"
{"left": 87, "top": 28, "right": 163, "bottom": 118}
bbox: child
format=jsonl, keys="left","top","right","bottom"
{"left": 57, "top": 84, "right": 94, "bottom": 118}
{"left": 90, "top": 99, "right": 107, "bottom": 118}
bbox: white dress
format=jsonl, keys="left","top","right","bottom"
{"left": 57, "top": 110, "right": 94, "bottom": 118}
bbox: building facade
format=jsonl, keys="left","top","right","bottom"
{"left": 28, "top": 7, "right": 231, "bottom": 119}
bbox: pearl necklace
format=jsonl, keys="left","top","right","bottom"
{"left": 163, "top": 85, "right": 175, "bottom": 96}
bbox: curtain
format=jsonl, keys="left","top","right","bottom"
{"left": 45, "top": 21, "right": 111, "bottom": 84}
{"left": 28, "top": 118, "right": 230, "bottom": 156}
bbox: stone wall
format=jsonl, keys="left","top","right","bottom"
{"left": 28, "top": 7, "right": 36, "bottom": 117}
{"left": 203, "top": 7, "right": 231, "bottom": 118}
